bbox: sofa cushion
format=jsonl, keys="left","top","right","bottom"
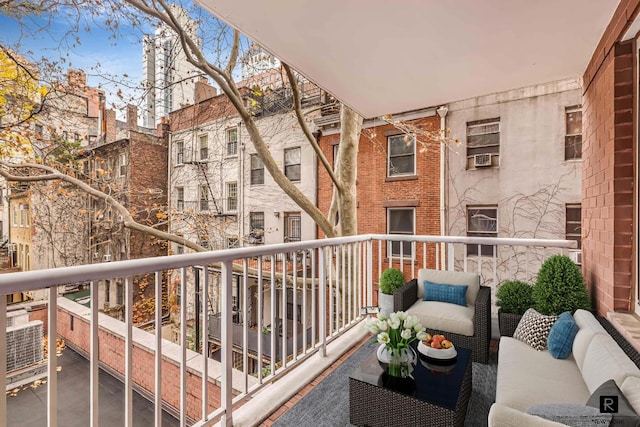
{"left": 513, "top": 308, "right": 558, "bottom": 351}
{"left": 571, "top": 310, "right": 609, "bottom": 370}
{"left": 525, "top": 403, "right": 612, "bottom": 427}
{"left": 489, "top": 403, "right": 570, "bottom": 426}
{"left": 547, "top": 312, "right": 579, "bottom": 359}
{"left": 417, "top": 269, "right": 479, "bottom": 305}
{"left": 585, "top": 379, "right": 640, "bottom": 427}
{"left": 580, "top": 333, "right": 640, "bottom": 394}
{"left": 406, "top": 300, "right": 474, "bottom": 336}
{"left": 495, "top": 337, "right": 591, "bottom": 412}
{"left": 423, "top": 280, "right": 468, "bottom": 306}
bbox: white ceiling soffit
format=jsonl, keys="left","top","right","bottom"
{"left": 197, "top": 0, "right": 619, "bottom": 119}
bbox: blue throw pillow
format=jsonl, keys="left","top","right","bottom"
{"left": 423, "top": 281, "right": 468, "bottom": 306}
{"left": 547, "top": 311, "right": 579, "bottom": 359}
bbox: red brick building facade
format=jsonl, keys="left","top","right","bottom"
{"left": 583, "top": 0, "right": 640, "bottom": 315}
{"left": 317, "top": 113, "right": 441, "bottom": 289}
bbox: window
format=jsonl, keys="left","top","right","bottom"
{"left": 176, "top": 140, "right": 185, "bottom": 164}
{"left": 199, "top": 185, "right": 209, "bottom": 211}
{"left": 35, "top": 124, "right": 43, "bottom": 136}
{"left": 175, "top": 234, "right": 184, "bottom": 255}
{"left": 467, "top": 206, "right": 498, "bottom": 256}
{"left": 249, "top": 212, "right": 265, "bottom": 244}
{"left": 118, "top": 153, "right": 127, "bottom": 177}
{"left": 199, "top": 134, "right": 208, "bottom": 160}
{"left": 88, "top": 135, "right": 97, "bottom": 144}
{"left": 333, "top": 144, "right": 340, "bottom": 165}
{"left": 105, "top": 280, "right": 110, "bottom": 304}
{"left": 12, "top": 207, "right": 17, "bottom": 226}
{"left": 74, "top": 133, "right": 80, "bottom": 143}
{"left": 284, "top": 213, "right": 301, "bottom": 242}
{"left": 116, "top": 282, "right": 124, "bottom": 305}
{"left": 250, "top": 154, "right": 264, "bottom": 185}
{"left": 387, "top": 134, "right": 416, "bottom": 177}
{"left": 62, "top": 131, "right": 68, "bottom": 141}
{"left": 466, "top": 119, "right": 500, "bottom": 168}
{"left": 387, "top": 208, "right": 415, "bottom": 257}
{"left": 227, "top": 237, "right": 239, "bottom": 248}
{"left": 284, "top": 147, "right": 301, "bottom": 181}
{"left": 565, "top": 106, "right": 582, "bottom": 160}
{"left": 226, "top": 128, "right": 238, "bottom": 156}
{"left": 226, "top": 182, "right": 237, "bottom": 212}
{"left": 566, "top": 204, "right": 582, "bottom": 249}
{"left": 176, "top": 187, "right": 184, "bottom": 210}
{"left": 175, "top": 282, "right": 181, "bottom": 307}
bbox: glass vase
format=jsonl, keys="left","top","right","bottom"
{"left": 387, "top": 347, "right": 412, "bottom": 378}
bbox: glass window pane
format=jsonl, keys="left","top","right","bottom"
{"left": 389, "top": 209, "right": 413, "bottom": 233}
{"left": 389, "top": 156, "right": 414, "bottom": 175}
{"left": 566, "top": 110, "right": 582, "bottom": 135}
{"left": 285, "top": 148, "right": 301, "bottom": 165}
{"left": 389, "top": 135, "right": 414, "bottom": 155}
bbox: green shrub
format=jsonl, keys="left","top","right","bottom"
{"left": 533, "top": 254, "right": 591, "bottom": 315}
{"left": 379, "top": 268, "right": 406, "bottom": 295}
{"left": 496, "top": 280, "right": 534, "bottom": 315}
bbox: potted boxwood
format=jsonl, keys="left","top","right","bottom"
{"left": 496, "top": 280, "right": 534, "bottom": 337}
{"left": 533, "top": 254, "right": 591, "bottom": 315}
{"left": 378, "top": 268, "right": 406, "bottom": 316}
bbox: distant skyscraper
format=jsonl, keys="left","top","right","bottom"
{"left": 142, "top": 5, "right": 201, "bottom": 128}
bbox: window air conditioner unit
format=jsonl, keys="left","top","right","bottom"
{"left": 103, "top": 254, "right": 112, "bottom": 262}
{"left": 116, "top": 214, "right": 124, "bottom": 222}
{"left": 569, "top": 250, "right": 582, "bottom": 265}
{"left": 474, "top": 154, "right": 492, "bottom": 167}
{"left": 103, "top": 222, "right": 111, "bottom": 230}
{"left": 93, "top": 252, "right": 100, "bottom": 259}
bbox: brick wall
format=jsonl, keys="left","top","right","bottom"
{"left": 56, "top": 298, "right": 247, "bottom": 421}
{"left": 317, "top": 116, "right": 441, "bottom": 293}
{"left": 582, "top": 0, "right": 640, "bottom": 315}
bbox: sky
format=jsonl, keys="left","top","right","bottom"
{"left": 0, "top": 9, "right": 153, "bottom": 117}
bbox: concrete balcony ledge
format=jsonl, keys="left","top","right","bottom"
{"left": 228, "top": 320, "right": 369, "bottom": 427}
{"left": 608, "top": 311, "right": 640, "bottom": 354}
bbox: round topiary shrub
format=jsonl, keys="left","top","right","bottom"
{"left": 379, "top": 268, "right": 406, "bottom": 295}
{"left": 533, "top": 254, "right": 591, "bottom": 316}
{"left": 496, "top": 280, "right": 534, "bottom": 315}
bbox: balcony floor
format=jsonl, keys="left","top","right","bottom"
{"left": 261, "top": 338, "right": 500, "bottom": 426}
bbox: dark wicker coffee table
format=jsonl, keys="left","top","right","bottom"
{"left": 349, "top": 343, "right": 472, "bottom": 427}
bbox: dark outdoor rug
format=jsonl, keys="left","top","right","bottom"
{"left": 272, "top": 339, "right": 497, "bottom": 427}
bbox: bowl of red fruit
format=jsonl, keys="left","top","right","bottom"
{"left": 417, "top": 333, "right": 457, "bottom": 361}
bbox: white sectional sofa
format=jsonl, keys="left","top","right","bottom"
{"left": 488, "top": 309, "right": 640, "bottom": 426}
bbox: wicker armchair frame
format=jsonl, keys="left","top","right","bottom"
{"left": 393, "top": 278, "right": 491, "bottom": 364}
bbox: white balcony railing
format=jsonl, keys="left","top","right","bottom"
{"left": 0, "top": 234, "right": 576, "bottom": 426}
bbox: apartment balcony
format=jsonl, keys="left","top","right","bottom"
{"left": 0, "top": 234, "right": 581, "bottom": 426}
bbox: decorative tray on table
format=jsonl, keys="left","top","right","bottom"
{"left": 417, "top": 334, "right": 457, "bottom": 365}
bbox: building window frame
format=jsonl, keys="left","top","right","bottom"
{"left": 118, "top": 153, "right": 127, "bottom": 177}
{"left": 284, "top": 147, "right": 301, "bottom": 182}
{"left": 176, "top": 187, "right": 184, "bottom": 211}
{"left": 199, "top": 185, "right": 209, "bottom": 211}
{"left": 566, "top": 204, "right": 582, "bottom": 250}
{"left": 387, "top": 134, "right": 416, "bottom": 177}
{"left": 284, "top": 212, "right": 302, "bottom": 242}
{"left": 466, "top": 206, "right": 498, "bottom": 256}
{"left": 226, "top": 128, "right": 238, "bottom": 156}
{"left": 250, "top": 154, "right": 264, "bottom": 185}
{"left": 176, "top": 140, "right": 185, "bottom": 165}
{"left": 249, "top": 212, "right": 265, "bottom": 244}
{"left": 466, "top": 118, "right": 500, "bottom": 168}
{"left": 199, "top": 134, "right": 208, "bottom": 161}
{"left": 387, "top": 208, "right": 415, "bottom": 258}
{"left": 226, "top": 182, "right": 238, "bottom": 212}
{"left": 565, "top": 105, "right": 582, "bottom": 161}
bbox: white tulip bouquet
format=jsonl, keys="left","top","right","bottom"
{"left": 365, "top": 310, "right": 427, "bottom": 352}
